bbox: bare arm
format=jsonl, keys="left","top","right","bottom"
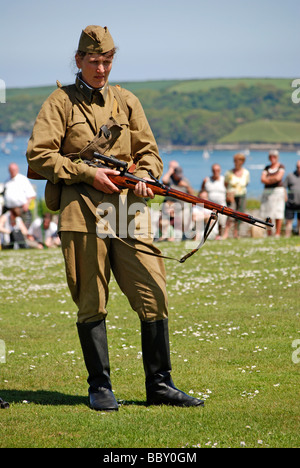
{"left": 0, "top": 215, "right": 10, "bottom": 234}
{"left": 261, "top": 168, "right": 285, "bottom": 185}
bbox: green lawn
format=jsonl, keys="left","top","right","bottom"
{"left": 0, "top": 237, "right": 299, "bottom": 448}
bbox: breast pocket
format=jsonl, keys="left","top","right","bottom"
{"left": 110, "top": 110, "right": 131, "bottom": 160}
{"left": 64, "top": 112, "right": 93, "bottom": 153}
{"left": 67, "top": 112, "right": 87, "bottom": 131}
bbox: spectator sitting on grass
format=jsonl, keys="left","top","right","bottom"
{"left": 27, "top": 213, "right": 61, "bottom": 249}
{"left": 0, "top": 206, "right": 28, "bottom": 249}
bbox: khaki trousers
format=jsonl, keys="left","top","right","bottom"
{"left": 61, "top": 231, "right": 169, "bottom": 323}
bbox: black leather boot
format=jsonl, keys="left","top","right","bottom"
{"left": 77, "top": 320, "right": 119, "bottom": 411}
{"left": 141, "top": 319, "right": 204, "bottom": 407}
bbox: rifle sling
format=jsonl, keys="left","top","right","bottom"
{"left": 75, "top": 184, "right": 218, "bottom": 263}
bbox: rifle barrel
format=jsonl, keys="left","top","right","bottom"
{"left": 109, "top": 173, "right": 273, "bottom": 229}
{"left": 167, "top": 188, "right": 273, "bottom": 228}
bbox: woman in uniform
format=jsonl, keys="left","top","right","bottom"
{"left": 26, "top": 25, "right": 203, "bottom": 411}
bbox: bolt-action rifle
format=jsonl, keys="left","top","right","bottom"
{"left": 87, "top": 152, "right": 273, "bottom": 231}
{"left": 27, "top": 148, "right": 274, "bottom": 263}
{"left": 80, "top": 152, "right": 274, "bottom": 263}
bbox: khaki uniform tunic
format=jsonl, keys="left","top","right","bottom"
{"left": 26, "top": 78, "right": 168, "bottom": 323}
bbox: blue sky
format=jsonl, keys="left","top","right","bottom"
{"left": 0, "top": 0, "right": 298, "bottom": 88}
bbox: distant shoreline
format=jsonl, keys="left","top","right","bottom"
{"left": 159, "top": 143, "right": 300, "bottom": 153}
{"left": 1, "top": 132, "right": 300, "bottom": 154}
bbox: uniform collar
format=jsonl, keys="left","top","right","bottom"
{"left": 75, "top": 73, "right": 109, "bottom": 103}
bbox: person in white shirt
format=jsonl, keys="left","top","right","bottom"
{"left": 4, "top": 163, "right": 36, "bottom": 226}
{"left": 27, "top": 213, "right": 60, "bottom": 249}
{"left": 201, "top": 164, "right": 227, "bottom": 238}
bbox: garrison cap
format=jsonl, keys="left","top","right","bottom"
{"left": 78, "top": 25, "right": 115, "bottom": 54}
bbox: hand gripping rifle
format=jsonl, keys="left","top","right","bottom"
{"left": 82, "top": 152, "right": 274, "bottom": 263}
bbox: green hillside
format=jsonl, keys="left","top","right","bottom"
{"left": 166, "top": 78, "right": 293, "bottom": 93}
{"left": 120, "top": 78, "right": 293, "bottom": 93}
{"left": 1, "top": 78, "right": 299, "bottom": 146}
{"left": 220, "top": 119, "right": 300, "bottom": 144}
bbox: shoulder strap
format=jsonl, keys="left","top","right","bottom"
{"left": 111, "top": 85, "right": 130, "bottom": 120}
{"left": 56, "top": 80, "right": 75, "bottom": 122}
{"left": 74, "top": 184, "right": 218, "bottom": 264}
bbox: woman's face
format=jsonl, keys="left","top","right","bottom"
{"left": 269, "top": 154, "right": 278, "bottom": 165}
{"left": 75, "top": 53, "right": 113, "bottom": 89}
{"left": 234, "top": 158, "right": 244, "bottom": 168}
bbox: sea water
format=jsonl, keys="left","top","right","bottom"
{"left": 0, "top": 134, "right": 299, "bottom": 199}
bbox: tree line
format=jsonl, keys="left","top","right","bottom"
{"left": 0, "top": 81, "right": 298, "bottom": 146}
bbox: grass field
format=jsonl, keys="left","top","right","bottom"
{"left": 0, "top": 237, "right": 299, "bottom": 448}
